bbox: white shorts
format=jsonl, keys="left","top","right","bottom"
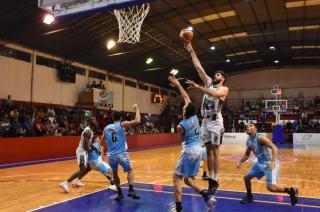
{"left": 201, "top": 118, "right": 224, "bottom": 145}
{"left": 76, "top": 147, "right": 88, "bottom": 166}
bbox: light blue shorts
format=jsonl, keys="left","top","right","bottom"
{"left": 108, "top": 152, "right": 132, "bottom": 172}
{"left": 90, "top": 158, "right": 112, "bottom": 175}
{"left": 247, "top": 161, "right": 280, "bottom": 185}
{"left": 201, "top": 146, "right": 207, "bottom": 161}
{"left": 174, "top": 145, "right": 202, "bottom": 177}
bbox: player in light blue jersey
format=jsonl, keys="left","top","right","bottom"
{"left": 88, "top": 136, "right": 115, "bottom": 189}
{"left": 237, "top": 123, "right": 298, "bottom": 205}
{"left": 168, "top": 76, "right": 216, "bottom": 212}
{"left": 101, "top": 104, "right": 141, "bottom": 201}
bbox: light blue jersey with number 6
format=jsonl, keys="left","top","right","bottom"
{"left": 104, "top": 122, "right": 127, "bottom": 157}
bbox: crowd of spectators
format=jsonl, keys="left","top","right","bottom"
{"left": 81, "top": 80, "right": 106, "bottom": 93}
{"left": 222, "top": 96, "right": 320, "bottom": 133}
{"left": 1, "top": 94, "right": 319, "bottom": 138}
{"left": 0, "top": 95, "right": 167, "bottom": 138}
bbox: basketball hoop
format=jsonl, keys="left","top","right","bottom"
{"left": 113, "top": 3, "right": 150, "bottom": 44}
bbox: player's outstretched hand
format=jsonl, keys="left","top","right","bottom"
{"left": 133, "top": 104, "right": 138, "bottom": 110}
{"left": 184, "top": 42, "right": 193, "bottom": 53}
{"left": 237, "top": 161, "right": 242, "bottom": 169}
{"left": 267, "top": 161, "right": 276, "bottom": 169}
{"left": 168, "top": 75, "right": 179, "bottom": 87}
{"left": 185, "top": 79, "right": 199, "bottom": 89}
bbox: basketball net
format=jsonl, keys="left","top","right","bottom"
{"left": 113, "top": 3, "right": 150, "bottom": 44}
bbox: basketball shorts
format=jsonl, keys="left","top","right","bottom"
{"left": 89, "top": 157, "right": 112, "bottom": 175}
{"left": 247, "top": 161, "right": 280, "bottom": 185}
{"left": 108, "top": 152, "right": 132, "bottom": 172}
{"left": 201, "top": 118, "right": 224, "bottom": 146}
{"left": 76, "top": 147, "right": 88, "bottom": 167}
{"left": 201, "top": 146, "right": 207, "bottom": 161}
{"left": 174, "top": 145, "right": 202, "bottom": 177}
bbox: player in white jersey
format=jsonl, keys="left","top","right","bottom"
{"left": 184, "top": 42, "right": 229, "bottom": 194}
{"left": 237, "top": 123, "right": 298, "bottom": 205}
{"left": 59, "top": 118, "right": 95, "bottom": 193}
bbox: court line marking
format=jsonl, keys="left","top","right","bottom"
{"left": 134, "top": 181, "right": 320, "bottom": 200}
{"left": 27, "top": 188, "right": 108, "bottom": 212}
{"left": 27, "top": 182, "right": 320, "bottom": 212}
{"left": 122, "top": 186, "right": 320, "bottom": 209}
{"left": 0, "top": 156, "right": 76, "bottom": 168}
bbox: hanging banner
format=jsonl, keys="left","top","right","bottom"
{"left": 93, "top": 88, "right": 113, "bottom": 109}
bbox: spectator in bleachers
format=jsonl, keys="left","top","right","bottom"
{"left": 91, "top": 80, "right": 98, "bottom": 89}
{"left": 23, "top": 115, "right": 34, "bottom": 136}
{"left": 9, "top": 108, "right": 19, "bottom": 120}
{"left": 47, "top": 106, "right": 55, "bottom": 116}
{"left": 0, "top": 114, "right": 10, "bottom": 137}
{"left": 3, "top": 95, "right": 13, "bottom": 112}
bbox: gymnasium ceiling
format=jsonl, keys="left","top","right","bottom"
{"left": 1, "top": 0, "right": 320, "bottom": 88}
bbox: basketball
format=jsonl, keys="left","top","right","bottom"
{"left": 180, "top": 29, "right": 193, "bottom": 42}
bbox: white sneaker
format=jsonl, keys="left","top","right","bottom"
{"left": 206, "top": 196, "right": 217, "bottom": 212}
{"left": 59, "top": 181, "right": 69, "bottom": 193}
{"left": 71, "top": 178, "right": 84, "bottom": 188}
{"left": 108, "top": 184, "right": 117, "bottom": 191}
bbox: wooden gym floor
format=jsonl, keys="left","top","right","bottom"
{"left": 0, "top": 144, "right": 320, "bottom": 212}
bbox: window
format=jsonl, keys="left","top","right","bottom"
{"left": 138, "top": 83, "right": 149, "bottom": 91}
{"left": 108, "top": 75, "right": 123, "bottom": 84}
{"left": 0, "top": 46, "right": 31, "bottom": 62}
{"left": 89, "top": 70, "right": 106, "bottom": 80}
{"left": 150, "top": 87, "right": 159, "bottom": 93}
{"left": 71, "top": 65, "right": 86, "bottom": 76}
{"left": 36, "top": 56, "right": 61, "bottom": 68}
{"left": 125, "top": 80, "right": 136, "bottom": 88}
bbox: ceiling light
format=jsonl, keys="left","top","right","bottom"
{"left": 210, "top": 46, "right": 216, "bottom": 50}
{"left": 209, "top": 32, "right": 248, "bottom": 42}
{"left": 106, "top": 39, "right": 116, "bottom": 50}
{"left": 187, "top": 26, "right": 194, "bottom": 31}
{"left": 226, "top": 59, "right": 230, "bottom": 63}
{"left": 269, "top": 46, "right": 276, "bottom": 50}
{"left": 43, "top": 14, "right": 55, "bottom": 25}
{"left": 289, "top": 25, "right": 320, "bottom": 31}
{"left": 189, "top": 10, "right": 236, "bottom": 25}
{"left": 274, "top": 60, "right": 279, "bottom": 64}
{"left": 286, "top": 0, "right": 320, "bottom": 8}
{"left": 146, "top": 57, "right": 153, "bottom": 64}
{"left": 170, "top": 69, "right": 179, "bottom": 76}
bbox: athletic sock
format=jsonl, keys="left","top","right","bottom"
{"left": 129, "top": 184, "right": 134, "bottom": 192}
{"left": 176, "top": 202, "right": 182, "bottom": 212}
{"left": 202, "top": 171, "right": 207, "bottom": 177}
{"left": 284, "top": 187, "right": 290, "bottom": 194}
{"left": 117, "top": 186, "right": 122, "bottom": 194}
{"left": 200, "top": 189, "right": 209, "bottom": 202}
{"left": 247, "top": 189, "right": 253, "bottom": 198}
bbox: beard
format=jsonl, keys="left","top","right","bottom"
{"left": 212, "top": 78, "right": 222, "bottom": 85}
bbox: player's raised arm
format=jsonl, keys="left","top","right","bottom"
{"left": 121, "top": 104, "right": 141, "bottom": 128}
{"left": 185, "top": 79, "right": 229, "bottom": 99}
{"left": 82, "top": 129, "right": 93, "bottom": 151}
{"left": 237, "top": 147, "right": 252, "bottom": 168}
{"left": 168, "top": 76, "right": 191, "bottom": 106}
{"left": 176, "top": 125, "right": 184, "bottom": 143}
{"left": 184, "top": 42, "right": 212, "bottom": 86}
